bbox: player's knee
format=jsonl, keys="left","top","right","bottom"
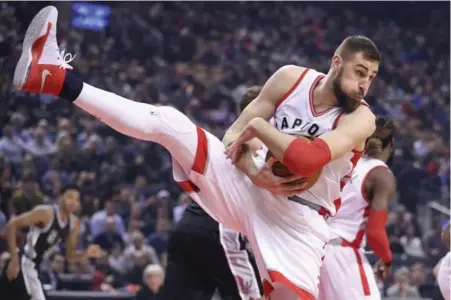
{"left": 155, "top": 106, "right": 197, "bottom": 134}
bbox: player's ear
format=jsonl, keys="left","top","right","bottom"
{"left": 331, "top": 55, "right": 342, "bottom": 72}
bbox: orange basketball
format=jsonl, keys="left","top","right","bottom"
{"left": 265, "top": 136, "right": 322, "bottom": 189}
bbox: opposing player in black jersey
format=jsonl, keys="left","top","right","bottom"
{"left": 160, "top": 87, "right": 264, "bottom": 300}
{"left": 0, "top": 185, "right": 101, "bottom": 300}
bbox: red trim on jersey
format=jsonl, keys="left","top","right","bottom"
{"left": 332, "top": 99, "right": 370, "bottom": 129}
{"left": 176, "top": 180, "right": 199, "bottom": 193}
{"left": 309, "top": 75, "right": 333, "bottom": 116}
{"left": 332, "top": 110, "right": 364, "bottom": 188}
{"left": 332, "top": 111, "right": 345, "bottom": 129}
{"left": 262, "top": 279, "right": 274, "bottom": 297}
{"left": 275, "top": 68, "right": 310, "bottom": 109}
{"left": 351, "top": 150, "right": 364, "bottom": 165}
{"left": 342, "top": 239, "right": 371, "bottom": 296}
{"left": 267, "top": 270, "right": 315, "bottom": 300}
{"left": 192, "top": 126, "right": 208, "bottom": 175}
{"left": 333, "top": 197, "right": 342, "bottom": 213}
{"left": 340, "top": 150, "right": 363, "bottom": 191}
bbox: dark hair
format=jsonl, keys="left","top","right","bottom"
{"left": 61, "top": 184, "right": 81, "bottom": 195}
{"left": 335, "top": 35, "right": 381, "bottom": 62}
{"left": 238, "top": 86, "right": 262, "bottom": 113}
{"left": 365, "top": 116, "right": 395, "bottom": 157}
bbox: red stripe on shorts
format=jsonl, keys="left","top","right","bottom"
{"left": 192, "top": 126, "right": 208, "bottom": 174}
{"left": 267, "top": 270, "right": 315, "bottom": 300}
{"left": 341, "top": 240, "right": 371, "bottom": 296}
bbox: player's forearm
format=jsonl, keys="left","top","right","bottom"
{"left": 249, "top": 118, "right": 331, "bottom": 177}
{"left": 249, "top": 118, "right": 294, "bottom": 159}
{"left": 366, "top": 210, "right": 392, "bottom": 263}
{"left": 5, "top": 221, "right": 19, "bottom": 263}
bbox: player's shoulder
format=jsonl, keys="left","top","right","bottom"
{"left": 339, "top": 101, "right": 375, "bottom": 130}
{"left": 366, "top": 162, "right": 396, "bottom": 187}
{"left": 32, "top": 204, "right": 54, "bottom": 216}
{"left": 276, "top": 65, "right": 322, "bottom": 80}
{"left": 268, "top": 65, "right": 320, "bottom": 99}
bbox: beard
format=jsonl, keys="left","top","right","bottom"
{"left": 332, "top": 68, "right": 359, "bottom": 113}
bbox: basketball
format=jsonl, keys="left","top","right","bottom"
{"left": 265, "top": 136, "right": 322, "bottom": 189}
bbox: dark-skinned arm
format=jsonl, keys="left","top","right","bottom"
{"left": 365, "top": 166, "right": 396, "bottom": 263}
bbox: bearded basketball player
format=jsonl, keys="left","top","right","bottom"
{"left": 13, "top": 6, "right": 380, "bottom": 299}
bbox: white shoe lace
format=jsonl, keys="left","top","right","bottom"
{"left": 58, "top": 49, "right": 75, "bottom": 70}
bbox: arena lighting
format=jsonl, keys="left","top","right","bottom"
{"left": 72, "top": 2, "right": 110, "bottom": 31}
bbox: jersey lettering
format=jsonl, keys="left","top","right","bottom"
{"left": 279, "top": 116, "right": 321, "bottom": 137}
{"left": 47, "top": 230, "right": 58, "bottom": 244}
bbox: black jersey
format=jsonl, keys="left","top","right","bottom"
{"left": 22, "top": 205, "right": 72, "bottom": 266}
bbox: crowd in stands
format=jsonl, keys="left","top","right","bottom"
{"left": 0, "top": 2, "right": 449, "bottom": 299}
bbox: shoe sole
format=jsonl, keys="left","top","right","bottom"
{"left": 13, "top": 6, "right": 58, "bottom": 90}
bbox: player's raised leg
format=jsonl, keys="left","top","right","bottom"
{"left": 13, "top": 6, "right": 245, "bottom": 229}
{"left": 14, "top": 6, "right": 202, "bottom": 177}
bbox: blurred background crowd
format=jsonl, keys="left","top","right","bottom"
{"left": 0, "top": 2, "right": 449, "bottom": 300}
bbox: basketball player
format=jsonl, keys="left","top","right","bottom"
{"left": 435, "top": 220, "right": 450, "bottom": 300}
{"left": 14, "top": 7, "right": 380, "bottom": 299}
{"left": 0, "top": 185, "right": 101, "bottom": 300}
{"left": 162, "top": 87, "right": 263, "bottom": 300}
{"left": 317, "top": 116, "right": 396, "bottom": 300}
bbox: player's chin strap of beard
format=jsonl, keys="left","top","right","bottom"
{"left": 332, "top": 71, "right": 354, "bottom": 113}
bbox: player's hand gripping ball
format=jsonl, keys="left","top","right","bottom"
{"left": 265, "top": 135, "right": 322, "bottom": 189}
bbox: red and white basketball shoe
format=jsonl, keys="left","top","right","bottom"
{"left": 13, "top": 6, "right": 75, "bottom": 96}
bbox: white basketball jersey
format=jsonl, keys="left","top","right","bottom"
{"left": 274, "top": 68, "right": 362, "bottom": 216}
{"left": 328, "top": 156, "right": 389, "bottom": 248}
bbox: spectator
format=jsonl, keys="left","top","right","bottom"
{"left": 22, "top": 127, "right": 56, "bottom": 158}
{"left": 172, "top": 192, "right": 191, "bottom": 224}
{"left": 94, "top": 216, "right": 125, "bottom": 252}
{"left": 0, "top": 125, "right": 24, "bottom": 168}
{"left": 40, "top": 253, "right": 65, "bottom": 291}
{"left": 410, "top": 263, "right": 427, "bottom": 290}
{"left": 400, "top": 225, "right": 426, "bottom": 258}
{"left": 108, "top": 243, "right": 126, "bottom": 276}
{"left": 90, "top": 200, "right": 126, "bottom": 238}
{"left": 425, "top": 218, "right": 449, "bottom": 266}
{"left": 148, "top": 218, "right": 171, "bottom": 265}
{"left": 68, "top": 258, "right": 94, "bottom": 276}
{"left": 135, "top": 264, "right": 164, "bottom": 300}
{"left": 387, "top": 267, "right": 420, "bottom": 298}
{"left": 92, "top": 251, "right": 116, "bottom": 292}
{"left": 126, "top": 252, "right": 150, "bottom": 285}
{"left": 123, "top": 231, "right": 159, "bottom": 273}
{"left": 11, "top": 169, "right": 43, "bottom": 215}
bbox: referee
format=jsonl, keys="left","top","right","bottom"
{"left": 161, "top": 87, "right": 263, "bottom": 300}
